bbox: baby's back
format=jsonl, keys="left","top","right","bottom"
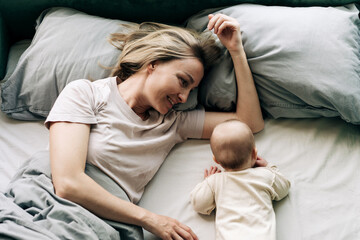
{"left": 211, "top": 166, "right": 290, "bottom": 240}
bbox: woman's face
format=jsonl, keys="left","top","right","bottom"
{"left": 145, "top": 58, "right": 204, "bottom": 114}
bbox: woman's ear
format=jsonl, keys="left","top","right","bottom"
{"left": 147, "top": 61, "right": 157, "bottom": 73}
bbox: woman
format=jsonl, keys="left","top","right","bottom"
{"left": 46, "top": 14, "right": 264, "bottom": 240}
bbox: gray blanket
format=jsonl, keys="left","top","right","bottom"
{"left": 0, "top": 151, "right": 143, "bottom": 240}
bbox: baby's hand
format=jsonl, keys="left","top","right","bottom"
{"left": 254, "top": 156, "right": 268, "bottom": 168}
{"left": 204, "top": 166, "right": 221, "bottom": 178}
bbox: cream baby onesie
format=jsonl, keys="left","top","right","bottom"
{"left": 190, "top": 165, "right": 291, "bottom": 240}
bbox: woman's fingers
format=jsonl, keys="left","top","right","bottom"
{"left": 174, "top": 223, "right": 198, "bottom": 240}
{"left": 208, "top": 14, "right": 239, "bottom": 34}
{"left": 207, "top": 13, "right": 224, "bottom": 32}
{"left": 208, "top": 14, "right": 225, "bottom": 34}
{"left": 213, "top": 16, "right": 226, "bottom": 34}
{"left": 217, "top": 20, "right": 236, "bottom": 36}
{"left": 148, "top": 214, "right": 198, "bottom": 240}
{"left": 207, "top": 13, "right": 218, "bottom": 30}
{"left": 207, "top": 13, "right": 242, "bottom": 53}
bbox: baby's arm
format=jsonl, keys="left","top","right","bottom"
{"left": 269, "top": 165, "right": 291, "bottom": 201}
{"left": 190, "top": 176, "right": 216, "bottom": 215}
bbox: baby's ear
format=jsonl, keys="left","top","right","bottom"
{"left": 251, "top": 147, "right": 258, "bottom": 167}
{"left": 213, "top": 155, "right": 219, "bottom": 164}
{"left": 252, "top": 147, "right": 258, "bottom": 160}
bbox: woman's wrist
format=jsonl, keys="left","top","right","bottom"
{"left": 228, "top": 45, "right": 245, "bottom": 58}
{"left": 138, "top": 207, "right": 156, "bottom": 229}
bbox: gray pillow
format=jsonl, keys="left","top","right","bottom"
{"left": 0, "top": 7, "right": 198, "bottom": 120}
{"left": 1, "top": 7, "right": 128, "bottom": 120}
{"left": 1, "top": 40, "right": 31, "bottom": 83}
{"left": 1, "top": 8, "right": 190, "bottom": 120}
{"left": 1, "top": 7, "right": 198, "bottom": 120}
{"left": 186, "top": 4, "right": 360, "bottom": 124}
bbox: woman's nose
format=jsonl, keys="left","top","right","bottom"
{"left": 178, "top": 90, "right": 190, "bottom": 103}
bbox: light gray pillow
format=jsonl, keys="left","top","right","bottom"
{"left": 1, "top": 7, "right": 128, "bottom": 120}
{"left": 186, "top": 4, "right": 360, "bottom": 124}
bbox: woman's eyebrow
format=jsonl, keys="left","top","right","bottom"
{"left": 183, "top": 72, "right": 194, "bottom": 85}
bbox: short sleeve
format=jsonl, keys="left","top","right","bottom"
{"left": 44, "top": 79, "right": 99, "bottom": 129}
{"left": 177, "top": 106, "right": 205, "bottom": 139}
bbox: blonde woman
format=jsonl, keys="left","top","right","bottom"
{"left": 46, "top": 14, "right": 264, "bottom": 240}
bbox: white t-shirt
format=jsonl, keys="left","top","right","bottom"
{"left": 45, "top": 77, "right": 205, "bottom": 203}
{"left": 190, "top": 165, "right": 291, "bottom": 240}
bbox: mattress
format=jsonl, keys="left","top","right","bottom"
{"left": 0, "top": 105, "right": 48, "bottom": 191}
{"left": 139, "top": 117, "right": 360, "bottom": 240}
{"left": 1, "top": 42, "right": 359, "bottom": 240}
{"left": 1, "top": 100, "right": 359, "bottom": 239}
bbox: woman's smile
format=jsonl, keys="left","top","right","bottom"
{"left": 167, "top": 96, "right": 175, "bottom": 108}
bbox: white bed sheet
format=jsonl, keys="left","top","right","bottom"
{"left": 139, "top": 117, "right": 360, "bottom": 240}
{"left": 1, "top": 98, "right": 359, "bottom": 239}
{"left": 0, "top": 106, "right": 49, "bottom": 191}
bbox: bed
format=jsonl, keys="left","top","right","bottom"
{"left": 1, "top": 1, "right": 360, "bottom": 239}
{"left": 1, "top": 96, "right": 360, "bottom": 239}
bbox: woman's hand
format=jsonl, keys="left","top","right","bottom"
{"left": 207, "top": 13, "right": 243, "bottom": 54}
{"left": 142, "top": 212, "right": 198, "bottom": 240}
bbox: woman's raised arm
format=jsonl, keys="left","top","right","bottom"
{"left": 201, "top": 14, "right": 264, "bottom": 139}
{"left": 49, "top": 122, "right": 198, "bottom": 240}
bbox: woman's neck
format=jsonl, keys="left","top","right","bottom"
{"left": 116, "top": 75, "right": 151, "bottom": 120}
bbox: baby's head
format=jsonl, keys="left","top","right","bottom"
{"left": 210, "top": 120, "right": 256, "bottom": 171}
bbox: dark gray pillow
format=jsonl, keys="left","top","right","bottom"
{"left": 186, "top": 4, "right": 360, "bottom": 124}
{"left": 1, "top": 7, "right": 129, "bottom": 120}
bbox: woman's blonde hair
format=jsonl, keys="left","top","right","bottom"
{"left": 109, "top": 22, "right": 221, "bottom": 81}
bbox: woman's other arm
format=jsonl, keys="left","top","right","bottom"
{"left": 49, "top": 122, "right": 198, "bottom": 240}
{"left": 202, "top": 14, "right": 264, "bottom": 139}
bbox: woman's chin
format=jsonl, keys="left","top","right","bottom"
{"left": 156, "top": 107, "right": 171, "bottom": 115}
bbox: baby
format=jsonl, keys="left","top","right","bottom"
{"left": 190, "top": 119, "right": 291, "bottom": 240}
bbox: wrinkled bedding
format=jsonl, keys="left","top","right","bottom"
{"left": 0, "top": 151, "right": 143, "bottom": 240}
{"left": 139, "top": 118, "right": 360, "bottom": 240}
{"left": 1, "top": 86, "right": 360, "bottom": 240}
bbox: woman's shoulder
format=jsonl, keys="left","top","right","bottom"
{"left": 56, "top": 77, "right": 116, "bottom": 112}
{"left": 64, "top": 77, "right": 115, "bottom": 98}
{"left": 67, "top": 77, "right": 115, "bottom": 89}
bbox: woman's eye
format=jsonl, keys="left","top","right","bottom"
{"left": 180, "top": 78, "right": 188, "bottom": 87}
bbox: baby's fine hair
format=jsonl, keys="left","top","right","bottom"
{"left": 109, "top": 22, "right": 222, "bottom": 81}
{"left": 210, "top": 120, "right": 255, "bottom": 170}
